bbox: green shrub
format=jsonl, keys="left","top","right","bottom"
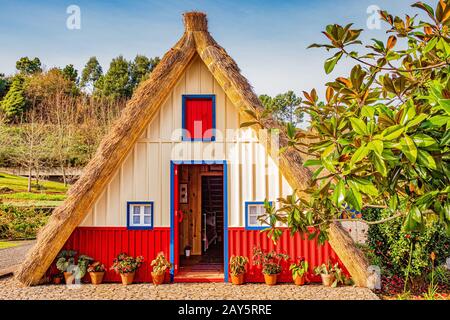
{"left": 0, "top": 205, "right": 51, "bottom": 239}
{"left": 365, "top": 208, "right": 450, "bottom": 279}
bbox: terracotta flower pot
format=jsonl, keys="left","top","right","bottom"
{"left": 120, "top": 272, "right": 135, "bottom": 285}
{"left": 151, "top": 272, "right": 165, "bottom": 285}
{"left": 321, "top": 274, "right": 335, "bottom": 287}
{"left": 264, "top": 273, "right": 278, "bottom": 286}
{"left": 89, "top": 272, "right": 105, "bottom": 285}
{"left": 231, "top": 273, "right": 245, "bottom": 285}
{"left": 293, "top": 275, "right": 305, "bottom": 286}
{"left": 63, "top": 272, "right": 74, "bottom": 284}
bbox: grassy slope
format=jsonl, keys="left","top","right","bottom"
{"left": 0, "top": 172, "right": 68, "bottom": 207}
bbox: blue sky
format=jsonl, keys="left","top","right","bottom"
{"left": 0, "top": 0, "right": 414, "bottom": 96}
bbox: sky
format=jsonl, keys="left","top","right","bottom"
{"left": 0, "top": 0, "right": 416, "bottom": 97}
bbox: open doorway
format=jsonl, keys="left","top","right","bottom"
{"left": 176, "top": 163, "right": 224, "bottom": 281}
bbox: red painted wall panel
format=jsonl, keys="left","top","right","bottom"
{"left": 185, "top": 98, "right": 213, "bottom": 139}
{"left": 228, "top": 228, "right": 348, "bottom": 283}
{"left": 50, "top": 227, "right": 170, "bottom": 283}
{"left": 50, "top": 227, "right": 346, "bottom": 284}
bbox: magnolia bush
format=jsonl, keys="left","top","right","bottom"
{"left": 250, "top": 1, "right": 450, "bottom": 244}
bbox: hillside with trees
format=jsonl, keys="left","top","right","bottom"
{"left": 0, "top": 54, "right": 160, "bottom": 189}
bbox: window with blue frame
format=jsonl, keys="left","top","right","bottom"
{"left": 127, "top": 202, "right": 154, "bottom": 229}
{"left": 245, "top": 201, "right": 272, "bottom": 230}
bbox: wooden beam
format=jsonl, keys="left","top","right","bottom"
{"left": 15, "top": 34, "right": 197, "bottom": 286}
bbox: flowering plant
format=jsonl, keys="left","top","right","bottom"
{"left": 110, "top": 253, "right": 144, "bottom": 274}
{"left": 150, "top": 252, "right": 172, "bottom": 275}
{"left": 252, "top": 247, "right": 289, "bottom": 275}
{"left": 87, "top": 261, "right": 106, "bottom": 273}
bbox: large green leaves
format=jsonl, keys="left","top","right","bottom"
{"left": 349, "top": 117, "right": 368, "bottom": 135}
{"left": 413, "top": 133, "right": 437, "bottom": 147}
{"left": 345, "top": 186, "right": 362, "bottom": 211}
{"left": 324, "top": 52, "right": 343, "bottom": 74}
{"left": 400, "top": 135, "right": 417, "bottom": 163}
{"left": 332, "top": 179, "right": 346, "bottom": 207}
{"left": 382, "top": 125, "right": 405, "bottom": 140}
{"left": 417, "top": 149, "right": 437, "bottom": 170}
{"left": 350, "top": 143, "right": 369, "bottom": 166}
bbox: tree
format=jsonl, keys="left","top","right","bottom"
{"left": 12, "top": 110, "right": 50, "bottom": 192}
{"left": 94, "top": 55, "right": 131, "bottom": 100}
{"left": 80, "top": 57, "right": 102, "bottom": 88}
{"left": 129, "top": 55, "right": 160, "bottom": 91}
{"left": 62, "top": 64, "right": 78, "bottom": 84}
{"left": 16, "top": 57, "right": 42, "bottom": 75}
{"left": 259, "top": 91, "right": 304, "bottom": 126}
{"left": 0, "top": 73, "right": 10, "bottom": 100}
{"left": 246, "top": 1, "right": 450, "bottom": 288}
{"left": 0, "top": 76, "right": 26, "bottom": 122}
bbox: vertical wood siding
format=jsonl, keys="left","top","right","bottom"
{"left": 56, "top": 227, "right": 171, "bottom": 283}
{"left": 228, "top": 228, "right": 348, "bottom": 283}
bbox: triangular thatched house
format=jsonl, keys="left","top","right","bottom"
{"left": 16, "top": 12, "right": 369, "bottom": 286}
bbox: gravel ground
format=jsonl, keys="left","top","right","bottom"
{"left": 0, "top": 277, "right": 379, "bottom": 300}
{"left": 0, "top": 240, "right": 35, "bottom": 272}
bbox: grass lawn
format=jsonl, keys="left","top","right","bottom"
{"left": 0, "top": 241, "right": 20, "bottom": 249}
{"left": 0, "top": 172, "right": 68, "bottom": 207}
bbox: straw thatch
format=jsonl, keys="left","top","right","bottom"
{"left": 16, "top": 12, "right": 369, "bottom": 287}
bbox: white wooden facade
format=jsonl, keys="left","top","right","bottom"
{"left": 80, "top": 55, "right": 294, "bottom": 228}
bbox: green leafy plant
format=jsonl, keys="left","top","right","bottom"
{"left": 77, "top": 255, "right": 94, "bottom": 278}
{"left": 366, "top": 207, "right": 450, "bottom": 279}
{"left": 314, "top": 261, "right": 350, "bottom": 287}
{"left": 150, "top": 252, "right": 172, "bottom": 275}
{"left": 110, "top": 253, "right": 144, "bottom": 274}
{"left": 244, "top": 1, "right": 450, "bottom": 246}
{"left": 55, "top": 250, "right": 76, "bottom": 273}
{"left": 229, "top": 255, "right": 249, "bottom": 276}
{"left": 252, "top": 247, "right": 289, "bottom": 275}
{"left": 55, "top": 250, "right": 92, "bottom": 279}
{"left": 289, "top": 258, "right": 309, "bottom": 278}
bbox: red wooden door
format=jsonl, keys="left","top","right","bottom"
{"left": 173, "top": 164, "right": 180, "bottom": 275}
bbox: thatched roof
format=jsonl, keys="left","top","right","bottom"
{"left": 16, "top": 12, "right": 368, "bottom": 287}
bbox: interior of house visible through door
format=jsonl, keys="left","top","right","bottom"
{"left": 177, "top": 163, "right": 224, "bottom": 279}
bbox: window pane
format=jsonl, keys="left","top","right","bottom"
{"left": 249, "top": 205, "right": 257, "bottom": 215}
{"left": 144, "top": 205, "right": 151, "bottom": 216}
{"left": 133, "top": 206, "right": 140, "bottom": 215}
{"left": 132, "top": 215, "right": 140, "bottom": 225}
{"left": 249, "top": 216, "right": 258, "bottom": 226}
{"left": 143, "top": 215, "right": 151, "bottom": 225}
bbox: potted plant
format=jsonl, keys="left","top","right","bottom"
{"left": 55, "top": 250, "right": 93, "bottom": 284}
{"left": 77, "top": 255, "right": 94, "bottom": 282}
{"left": 290, "top": 258, "right": 309, "bottom": 286}
{"left": 56, "top": 250, "right": 77, "bottom": 284}
{"left": 314, "top": 261, "right": 348, "bottom": 287}
{"left": 87, "top": 261, "right": 106, "bottom": 285}
{"left": 229, "top": 255, "right": 249, "bottom": 285}
{"left": 150, "top": 252, "right": 172, "bottom": 285}
{"left": 184, "top": 245, "right": 192, "bottom": 258}
{"left": 53, "top": 273, "right": 63, "bottom": 285}
{"left": 110, "top": 253, "right": 144, "bottom": 285}
{"left": 252, "top": 247, "right": 289, "bottom": 286}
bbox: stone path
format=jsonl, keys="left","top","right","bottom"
{"left": 0, "top": 277, "right": 379, "bottom": 300}
{"left": 0, "top": 240, "right": 35, "bottom": 276}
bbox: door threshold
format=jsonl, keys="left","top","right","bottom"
{"left": 174, "top": 271, "right": 225, "bottom": 283}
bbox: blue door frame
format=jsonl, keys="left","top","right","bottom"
{"left": 170, "top": 160, "right": 228, "bottom": 282}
